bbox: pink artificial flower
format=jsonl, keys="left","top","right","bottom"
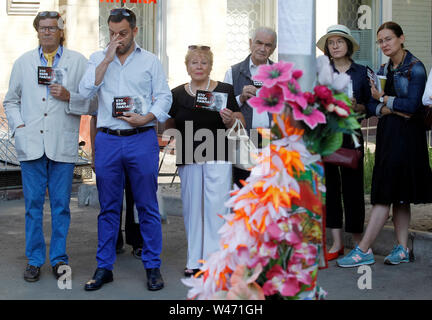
{"left": 280, "top": 79, "right": 307, "bottom": 109}
{"left": 237, "top": 246, "right": 262, "bottom": 269}
{"left": 262, "top": 265, "right": 300, "bottom": 297}
{"left": 290, "top": 102, "right": 326, "bottom": 130}
{"left": 267, "top": 218, "right": 302, "bottom": 245}
{"left": 334, "top": 100, "right": 351, "bottom": 118}
{"left": 253, "top": 61, "right": 294, "bottom": 88}
{"left": 248, "top": 85, "right": 285, "bottom": 114}
{"left": 267, "top": 222, "right": 283, "bottom": 241}
{"left": 227, "top": 264, "right": 265, "bottom": 300}
{"left": 325, "top": 100, "right": 351, "bottom": 118}
{"left": 287, "top": 261, "right": 313, "bottom": 286}
{"left": 314, "top": 85, "right": 334, "bottom": 105}
{"left": 292, "top": 242, "right": 318, "bottom": 266}
{"left": 303, "top": 92, "right": 316, "bottom": 105}
{"left": 292, "top": 69, "right": 303, "bottom": 80}
{"left": 258, "top": 241, "right": 279, "bottom": 264}
{"left": 230, "top": 264, "right": 263, "bottom": 287}
{"left": 226, "top": 281, "right": 265, "bottom": 300}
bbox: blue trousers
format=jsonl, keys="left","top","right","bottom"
{"left": 94, "top": 128, "right": 162, "bottom": 270}
{"left": 20, "top": 154, "right": 75, "bottom": 267}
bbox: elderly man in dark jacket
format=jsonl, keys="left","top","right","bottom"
{"left": 224, "top": 27, "right": 277, "bottom": 187}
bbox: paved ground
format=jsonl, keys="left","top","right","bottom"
{"left": 1, "top": 192, "right": 432, "bottom": 301}
{"left": 0, "top": 196, "right": 188, "bottom": 300}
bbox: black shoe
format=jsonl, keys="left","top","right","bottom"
{"left": 184, "top": 268, "right": 201, "bottom": 277}
{"left": 84, "top": 268, "right": 113, "bottom": 291}
{"left": 132, "top": 247, "right": 142, "bottom": 259}
{"left": 24, "top": 264, "right": 40, "bottom": 282}
{"left": 146, "top": 268, "right": 164, "bottom": 291}
{"left": 52, "top": 261, "right": 68, "bottom": 279}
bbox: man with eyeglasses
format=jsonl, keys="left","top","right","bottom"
{"left": 3, "top": 11, "right": 95, "bottom": 282}
{"left": 79, "top": 8, "right": 171, "bottom": 292}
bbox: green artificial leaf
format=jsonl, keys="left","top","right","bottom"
{"left": 333, "top": 92, "right": 352, "bottom": 106}
{"left": 319, "top": 132, "right": 343, "bottom": 156}
{"left": 271, "top": 124, "right": 282, "bottom": 140}
{"left": 281, "top": 246, "right": 292, "bottom": 270}
{"left": 344, "top": 116, "right": 362, "bottom": 130}
{"left": 335, "top": 119, "right": 357, "bottom": 135}
{"left": 326, "top": 114, "right": 344, "bottom": 132}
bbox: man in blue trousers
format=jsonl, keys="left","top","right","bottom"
{"left": 3, "top": 11, "right": 94, "bottom": 282}
{"left": 79, "top": 8, "right": 171, "bottom": 291}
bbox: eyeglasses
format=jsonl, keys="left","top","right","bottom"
{"left": 188, "top": 45, "right": 211, "bottom": 51}
{"left": 38, "top": 26, "right": 59, "bottom": 33}
{"left": 327, "top": 39, "right": 347, "bottom": 47}
{"left": 37, "top": 11, "right": 60, "bottom": 18}
{"left": 110, "top": 8, "right": 131, "bottom": 17}
{"left": 376, "top": 37, "right": 395, "bottom": 46}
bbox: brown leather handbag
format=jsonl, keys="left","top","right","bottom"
{"left": 323, "top": 148, "right": 363, "bottom": 169}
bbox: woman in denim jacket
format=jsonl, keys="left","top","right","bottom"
{"left": 337, "top": 22, "right": 432, "bottom": 268}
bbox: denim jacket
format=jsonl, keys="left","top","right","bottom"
{"left": 368, "top": 50, "right": 427, "bottom": 116}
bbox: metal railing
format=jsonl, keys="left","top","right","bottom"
{"left": 0, "top": 116, "right": 19, "bottom": 169}
{"left": 158, "top": 135, "right": 178, "bottom": 186}
{"left": 361, "top": 117, "right": 377, "bottom": 152}
{"left": 362, "top": 116, "right": 432, "bottom": 150}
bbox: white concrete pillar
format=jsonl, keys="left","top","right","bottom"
{"left": 278, "top": 0, "right": 316, "bottom": 91}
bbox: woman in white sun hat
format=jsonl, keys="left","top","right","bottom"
{"left": 317, "top": 24, "right": 372, "bottom": 263}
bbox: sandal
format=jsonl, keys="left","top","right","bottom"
{"left": 184, "top": 268, "right": 201, "bottom": 277}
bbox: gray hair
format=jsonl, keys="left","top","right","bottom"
{"left": 250, "top": 27, "right": 277, "bottom": 48}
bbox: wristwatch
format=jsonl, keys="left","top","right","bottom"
{"left": 379, "top": 96, "right": 385, "bottom": 103}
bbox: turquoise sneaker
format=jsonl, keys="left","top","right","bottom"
{"left": 336, "top": 246, "right": 375, "bottom": 268}
{"left": 384, "top": 245, "right": 410, "bottom": 265}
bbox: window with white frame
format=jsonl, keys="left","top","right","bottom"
{"left": 7, "top": 0, "right": 40, "bottom": 15}
{"left": 226, "top": 0, "right": 276, "bottom": 67}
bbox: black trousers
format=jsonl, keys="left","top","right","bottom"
{"left": 116, "top": 175, "right": 143, "bottom": 249}
{"left": 324, "top": 161, "right": 365, "bottom": 233}
{"left": 233, "top": 166, "right": 251, "bottom": 188}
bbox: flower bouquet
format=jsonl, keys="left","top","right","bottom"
{"left": 182, "top": 56, "right": 361, "bottom": 300}
{"left": 249, "top": 55, "right": 361, "bottom": 156}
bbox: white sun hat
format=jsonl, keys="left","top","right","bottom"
{"left": 316, "top": 24, "right": 360, "bottom": 53}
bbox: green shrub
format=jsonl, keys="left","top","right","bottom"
{"left": 429, "top": 148, "right": 432, "bottom": 168}
{"left": 363, "top": 148, "right": 374, "bottom": 195}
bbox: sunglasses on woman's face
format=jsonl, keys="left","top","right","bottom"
{"left": 188, "top": 45, "right": 211, "bottom": 51}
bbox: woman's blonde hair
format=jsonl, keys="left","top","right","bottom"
{"left": 185, "top": 46, "right": 214, "bottom": 69}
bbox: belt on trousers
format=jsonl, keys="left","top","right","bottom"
{"left": 98, "top": 126, "right": 153, "bottom": 136}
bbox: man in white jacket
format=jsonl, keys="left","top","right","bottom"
{"left": 3, "top": 11, "right": 94, "bottom": 282}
